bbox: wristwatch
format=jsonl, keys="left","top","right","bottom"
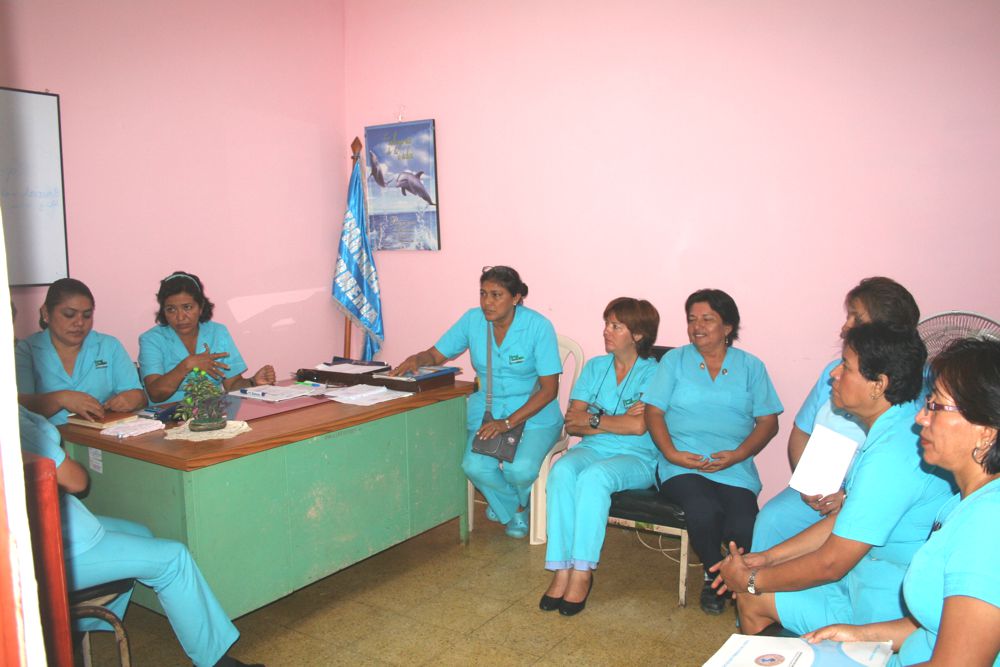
{"left": 589, "top": 412, "right": 602, "bottom": 429}
{"left": 747, "top": 569, "right": 760, "bottom": 595}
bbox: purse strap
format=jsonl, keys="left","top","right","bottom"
{"left": 485, "top": 320, "right": 494, "bottom": 413}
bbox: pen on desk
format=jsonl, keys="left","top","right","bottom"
{"left": 295, "top": 381, "right": 323, "bottom": 387}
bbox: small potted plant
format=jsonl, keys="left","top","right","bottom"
{"left": 174, "top": 368, "right": 227, "bottom": 432}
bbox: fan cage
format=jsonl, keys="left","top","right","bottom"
{"left": 917, "top": 310, "right": 1000, "bottom": 357}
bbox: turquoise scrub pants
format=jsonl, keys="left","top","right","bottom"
{"left": 544, "top": 445, "right": 657, "bottom": 570}
{"left": 752, "top": 485, "right": 825, "bottom": 551}
{"left": 67, "top": 515, "right": 239, "bottom": 667}
{"left": 462, "top": 425, "right": 562, "bottom": 525}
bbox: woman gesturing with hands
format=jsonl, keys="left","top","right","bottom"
{"left": 139, "top": 271, "right": 275, "bottom": 404}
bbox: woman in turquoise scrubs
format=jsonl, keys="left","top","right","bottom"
{"left": 18, "top": 405, "right": 261, "bottom": 667}
{"left": 16, "top": 278, "right": 146, "bottom": 425}
{"left": 804, "top": 338, "right": 1000, "bottom": 666}
{"left": 139, "top": 271, "right": 275, "bottom": 404}
{"left": 392, "top": 266, "right": 562, "bottom": 539}
{"left": 715, "top": 323, "right": 953, "bottom": 636}
{"left": 539, "top": 297, "right": 661, "bottom": 616}
{"left": 753, "top": 277, "right": 920, "bottom": 551}
{"left": 643, "top": 288, "right": 783, "bottom": 615}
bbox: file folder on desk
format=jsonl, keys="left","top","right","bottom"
{"left": 368, "top": 366, "right": 460, "bottom": 392}
{"left": 295, "top": 357, "right": 390, "bottom": 386}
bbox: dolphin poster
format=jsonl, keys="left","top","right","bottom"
{"left": 363, "top": 119, "right": 440, "bottom": 251}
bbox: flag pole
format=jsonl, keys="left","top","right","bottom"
{"left": 343, "top": 136, "right": 363, "bottom": 358}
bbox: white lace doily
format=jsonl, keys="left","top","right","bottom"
{"left": 164, "top": 420, "right": 252, "bottom": 441}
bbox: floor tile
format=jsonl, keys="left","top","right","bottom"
{"left": 103, "top": 503, "right": 734, "bottom": 666}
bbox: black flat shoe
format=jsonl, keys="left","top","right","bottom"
{"left": 558, "top": 576, "right": 593, "bottom": 617}
{"left": 539, "top": 593, "right": 562, "bottom": 611}
{"left": 700, "top": 579, "right": 725, "bottom": 615}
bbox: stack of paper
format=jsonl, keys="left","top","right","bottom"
{"left": 323, "top": 384, "right": 413, "bottom": 406}
{"left": 789, "top": 424, "right": 861, "bottom": 497}
{"left": 704, "top": 634, "right": 892, "bottom": 666}
{"left": 101, "top": 419, "right": 165, "bottom": 439}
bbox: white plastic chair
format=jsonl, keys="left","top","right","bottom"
{"left": 468, "top": 334, "right": 585, "bottom": 543}
{"left": 529, "top": 335, "right": 584, "bottom": 544}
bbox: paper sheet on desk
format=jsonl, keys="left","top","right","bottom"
{"left": 789, "top": 424, "right": 860, "bottom": 497}
{"left": 324, "top": 384, "right": 413, "bottom": 406}
{"left": 228, "top": 384, "right": 320, "bottom": 402}
{"left": 703, "top": 634, "right": 892, "bottom": 667}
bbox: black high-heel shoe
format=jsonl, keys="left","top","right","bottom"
{"left": 538, "top": 593, "right": 562, "bottom": 612}
{"left": 558, "top": 575, "right": 593, "bottom": 617}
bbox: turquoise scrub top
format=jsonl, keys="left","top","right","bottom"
{"left": 643, "top": 344, "right": 783, "bottom": 494}
{"left": 795, "top": 359, "right": 867, "bottom": 443}
{"left": 19, "top": 406, "right": 105, "bottom": 558}
{"left": 894, "top": 479, "right": 1000, "bottom": 667}
{"left": 15, "top": 330, "right": 143, "bottom": 425}
{"left": 435, "top": 306, "right": 563, "bottom": 431}
{"left": 570, "top": 354, "right": 662, "bottom": 462}
{"left": 828, "top": 401, "right": 954, "bottom": 623}
{"left": 138, "top": 321, "right": 247, "bottom": 405}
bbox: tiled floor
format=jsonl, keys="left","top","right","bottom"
{"left": 81, "top": 503, "right": 735, "bottom": 665}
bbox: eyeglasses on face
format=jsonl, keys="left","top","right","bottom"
{"left": 924, "top": 395, "right": 961, "bottom": 413}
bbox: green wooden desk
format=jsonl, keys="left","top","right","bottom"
{"left": 61, "top": 382, "right": 473, "bottom": 618}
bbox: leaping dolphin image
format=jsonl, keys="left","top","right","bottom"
{"left": 368, "top": 150, "right": 391, "bottom": 187}
{"left": 396, "top": 171, "right": 436, "bottom": 206}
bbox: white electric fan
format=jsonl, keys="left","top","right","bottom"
{"left": 917, "top": 310, "right": 1000, "bottom": 358}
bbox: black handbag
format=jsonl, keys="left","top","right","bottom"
{"left": 471, "top": 322, "right": 525, "bottom": 462}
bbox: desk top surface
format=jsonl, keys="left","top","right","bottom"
{"left": 60, "top": 381, "right": 474, "bottom": 472}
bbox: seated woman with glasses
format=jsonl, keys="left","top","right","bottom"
{"left": 538, "top": 297, "right": 661, "bottom": 616}
{"left": 391, "top": 266, "right": 562, "bottom": 539}
{"left": 643, "top": 288, "right": 783, "bottom": 615}
{"left": 139, "top": 271, "right": 275, "bottom": 404}
{"left": 16, "top": 278, "right": 146, "bottom": 425}
{"left": 805, "top": 338, "right": 1000, "bottom": 666}
{"left": 714, "top": 323, "right": 953, "bottom": 637}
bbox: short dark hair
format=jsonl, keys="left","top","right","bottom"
{"left": 845, "top": 277, "right": 920, "bottom": 329}
{"left": 844, "top": 322, "right": 927, "bottom": 405}
{"left": 154, "top": 271, "right": 215, "bottom": 325}
{"left": 684, "top": 289, "right": 740, "bottom": 345}
{"left": 480, "top": 266, "right": 528, "bottom": 299}
{"left": 603, "top": 297, "right": 660, "bottom": 359}
{"left": 40, "top": 278, "right": 94, "bottom": 329}
{"left": 931, "top": 337, "right": 1000, "bottom": 474}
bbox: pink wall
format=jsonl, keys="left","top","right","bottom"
{"left": 343, "top": 0, "right": 1000, "bottom": 500}
{"left": 4, "top": 1, "right": 1000, "bottom": 500}
{"left": 3, "top": 0, "right": 347, "bottom": 381}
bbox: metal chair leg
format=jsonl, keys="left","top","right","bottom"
{"left": 679, "top": 529, "right": 689, "bottom": 607}
{"left": 71, "top": 605, "right": 131, "bottom": 667}
{"left": 81, "top": 631, "right": 93, "bottom": 667}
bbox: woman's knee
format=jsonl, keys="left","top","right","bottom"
{"left": 503, "top": 458, "right": 542, "bottom": 487}
{"left": 576, "top": 464, "right": 620, "bottom": 494}
{"left": 461, "top": 449, "right": 497, "bottom": 482}
{"left": 546, "top": 458, "right": 579, "bottom": 493}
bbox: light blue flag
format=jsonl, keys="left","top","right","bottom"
{"left": 332, "top": 160, "right": 383, "bottom": 360}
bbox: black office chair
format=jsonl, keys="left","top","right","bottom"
{"left": 606, "top": 344, "right": 691, "bottom": 606}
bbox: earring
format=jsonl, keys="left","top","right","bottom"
{"left": 972, "top": 446, "right": 984, "bottom": 465}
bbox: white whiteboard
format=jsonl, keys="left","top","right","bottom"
{"left": 0, "top": 87, "right": 69, "bottom": 286}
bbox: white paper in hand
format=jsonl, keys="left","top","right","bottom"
{"left": 789, "top": 424, "right": 860, "bottom": 497}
